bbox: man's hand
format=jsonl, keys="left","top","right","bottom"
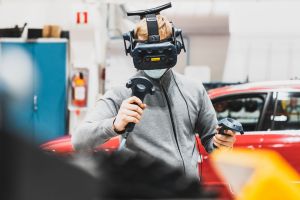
{"left": 213, "top": 126, "right": 237, "bottom": 150}
{"left": 113, "top": 96, "right": 147, "bottom": 133}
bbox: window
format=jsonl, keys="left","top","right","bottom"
{"left": 271, "top": 92, "right": 300, "bottom": 130}
{"left": 213, "top": 94, "right": 266, "bottom": 132}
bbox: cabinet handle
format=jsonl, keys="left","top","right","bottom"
{"left": 33, "top": 95, "right": 38, "bottom": 111}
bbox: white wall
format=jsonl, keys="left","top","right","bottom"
{"left": 185, "top": 35, "right": 229, "bottom": 82}
{"left": 0, "top": 1, "right": 81, "bottom": 28}
{"left": 224, "top": 35, "right": 300, "bottom": 82}
{"left": 224, "top": 2, "right": 300, "bottom": 82}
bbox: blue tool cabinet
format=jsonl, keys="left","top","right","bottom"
{"left": 0, "top": 39, "right": 68, "bottom": 143}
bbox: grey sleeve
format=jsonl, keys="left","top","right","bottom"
{"left": 195, "top": 85, "right": 218, "bottom": 153}
{"left": 72, "top": 89, "right": 125, "bottom": 151}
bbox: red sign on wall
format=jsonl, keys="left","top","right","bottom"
{"left": 76, "top": 11, "right": 88, "bottom": 24}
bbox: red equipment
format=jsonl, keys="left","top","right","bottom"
{"left": 71, "top": 72, "right": 87, "bottom": 107}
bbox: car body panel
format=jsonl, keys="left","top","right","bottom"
{"left": 41, "top": 135, "right": 120, "bottom": 154}
{"left": 262, "top": 131, "right": 300, "bottom": 174}
{"left": 40, "top": 80, "right": 300, "bottom": 198}
{"left": 208, "top": 80, "right": 300, "bottom": 99}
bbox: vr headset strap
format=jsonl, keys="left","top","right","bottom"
{"left": 145, "top": 14, "right": 160, "bottom": 43}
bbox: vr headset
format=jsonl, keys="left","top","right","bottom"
{"left": 123, "top": 2, "right": 186, "bottom": 70}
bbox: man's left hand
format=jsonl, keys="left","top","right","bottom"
{"left": 213, "top": 127, "right": 236, "bottom": 150}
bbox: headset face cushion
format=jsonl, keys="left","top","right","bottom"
{"left": 131, "top": 42, "right": 178, "bottom": 70}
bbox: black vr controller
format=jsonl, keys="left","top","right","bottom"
{"left": 213, "top": 118, "right": 244, "bottom": 148}
{"left": 218, "top": 118, "right": 244, "bottom": 135}
{"left": 123, "top": 2, "right": 186, "bottom": 70}
{"left": 125, "top": 77, "right": 155, "bottom": 134}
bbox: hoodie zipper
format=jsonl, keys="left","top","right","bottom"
{"left": 161, "top": 83, "right": 186, "bottom": 175}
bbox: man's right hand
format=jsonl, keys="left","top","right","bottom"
{"left": 113, "top": 96, "right": 147, "bottom": 133}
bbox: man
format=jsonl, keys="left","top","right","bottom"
{"left": 72, "top": 15, "right": 236, "bottom": 178}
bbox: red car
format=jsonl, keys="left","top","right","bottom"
{"left": 41, "top": 80, "right": 300, "bottom": 197}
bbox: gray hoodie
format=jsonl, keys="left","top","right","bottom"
{"left": 72, "top": 70, "right": 217, "bottom": 178}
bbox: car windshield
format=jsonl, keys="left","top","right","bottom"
{"left": 271, "top": 92, "right": 300, "bottom": 130}
{"left": 213, "top": 94, "right": 266, "bottom": 132}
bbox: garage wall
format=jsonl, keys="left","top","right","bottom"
{"left": 223, "top": 2, "right": 300, "bottom": 82}
{"left": 224, "top": 35, "right": 300, "bottom": 82}
{"left": 174, "top": 34, "right": 229, "bottom": 82}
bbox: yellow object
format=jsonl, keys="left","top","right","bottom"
{"left": 151, "top": 57, "right": 160, "bottom": 62}
{"left": 211, "top": 148, "right": 300, "bottom": 200}
{"left": 281, "top": 100, "right": 287, "bottom": 110}
{"left": 42, "top": 25, "right": 61, "bottom": 38}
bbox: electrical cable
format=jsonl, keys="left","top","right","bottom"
{"left": 161, "top": 83, "right": 186, "bottom": 175}
{"left": 170, "top": 71, "right": 194, "bottom": 131}
{"left": 170, "top": 70, "right": 204, "bottom": 180}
